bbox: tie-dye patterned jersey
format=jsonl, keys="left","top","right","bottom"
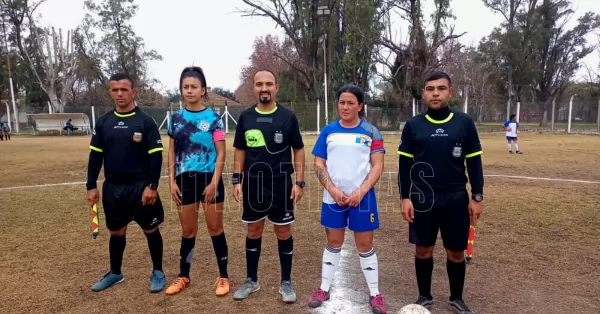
{"left": 168, "top": 107, "right": 225, "bottom": 176}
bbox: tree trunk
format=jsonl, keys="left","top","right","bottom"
{"left": 47, "top": 89, "right": 63, "bottom": 113}
{"left": 597, "top": 97, "right": 600, "bottom": 131}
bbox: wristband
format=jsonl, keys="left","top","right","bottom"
{"left": 232, "top": 173, "right": 242, "bottom": 185}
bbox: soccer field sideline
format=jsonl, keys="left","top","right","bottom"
{"left": 0, "top": 172, "right": 598, "bottom": 192}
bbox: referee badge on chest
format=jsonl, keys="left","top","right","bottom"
{"left": 452, "top": 145, "right": 462, "bottom": 158}
{"left": 133, "top": 132, "right": 142, "bottom": 142}
{"left": 274, "top": 130, "right": 283, "bottom": 144}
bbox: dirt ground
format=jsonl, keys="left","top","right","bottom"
{"left": 0, "top": 133, "right": 599, "bottom": 314}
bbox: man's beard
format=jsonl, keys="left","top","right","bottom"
{"left": 259, "top": 94, "right": 271, "bottom": 104}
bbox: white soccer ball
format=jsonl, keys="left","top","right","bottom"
{"left": 397, "top": 304, "right": 431, "bottom": 314}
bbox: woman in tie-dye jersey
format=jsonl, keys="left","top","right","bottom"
{"left": 165, "top": 66, "right": 230, "bottom": 296}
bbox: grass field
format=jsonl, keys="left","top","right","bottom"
{"left": 0, "top": 133, "right": 599, "bottom": 314}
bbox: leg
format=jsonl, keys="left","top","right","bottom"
{"left": 203, "top": 177, "right": 230, "bottom": 296}
{"left": 133, "top": 185, "right": 166, "bottom": 293}
{"left": 514, "top": 139, "right": 522, "bottom": 153}
{"left": 308, "top": 201, "right": 348, "bottom": 308}
{"left": 506, "top": 138, "right": 513, "bottom": 152}
{"left": 349, "top": 189, "right": 386, "bottom": 314}
{"left": 439, "top": 191, "right": 473, "bottom": 314}
{"left": 409, "top": 193, "right": 439, "bottom": 308}
{"left": 165, "top": 173, "right": 200, "bottom": 295}
{"left": 91, "top": 182, "right": 132, "bottom": 292}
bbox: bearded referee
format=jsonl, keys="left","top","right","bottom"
{"left": 232, "top": 70, "right": 305, "bottom": 304}
{"left": 398, "top": 71, "right": 484, "bottom": 314}
{"left": 86, "top": 73, "right": 166, "bottom": 293}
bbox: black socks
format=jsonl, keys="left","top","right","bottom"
{"left": 109, "top": 235, "right": 126, "bottom": 275}
{"left": 144, "top": 228, "right": 163, "bottom": 271}
{"left": 447, "top": 259, "right": 466, "bottom": 301}
{"left": 415, "top": 256, "right": 434, "bottom": 300}
{"left": 211, "top": 232, "right": 229, "bottom": 278}
{"left": 278, "top": 236, "right": 294, "bottom": 282}
{"left": 179, "top": 236, "right": 196, "bottom": 278}
{"left": 246, "top": 237, "right": 262, "bottom": 282}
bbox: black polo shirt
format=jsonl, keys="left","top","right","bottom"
{"left": 398, "top": 110, "right": 482, "bottom": 194}
{"left": 233, "top": 104, "right": 304, "bottom": 179}
{"left": 89, "top": 107, "right": 164, "bottom": 184}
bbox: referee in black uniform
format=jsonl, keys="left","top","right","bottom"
{"left": 398, "top": 71, "right": 484, "bottom": 314}
{"left": 86, "top": 73, "right": 166, "bottom": 293}
{"left": 232, "top": 70, "right": 305, "bottom": 304}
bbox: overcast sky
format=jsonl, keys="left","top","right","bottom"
{"left": 37, "top": 0, "right": 600, "bottom": 93}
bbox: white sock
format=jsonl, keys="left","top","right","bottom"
{"left": 320, "top": 245, "right": 341, "bottom": 292}
{"left": 359, "top": 248, "right": 380, "bottom": 296}
{"left": 515, "top": 143, "right": 519, "bottom": 151}
{"left": 507, "top": 143, "right": 512, "bottom": 151}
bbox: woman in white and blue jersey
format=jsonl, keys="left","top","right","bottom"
{"left": 308, "top": 84, "right": 387, "bottom": 314}
{"left": 165, "top": 66, "right": 230, "bottom": 296}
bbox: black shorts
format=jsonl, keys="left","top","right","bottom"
{"left": 409, "top": 189, "right": 470, "bottom": 251}
{"left": 242, "top": 175, "right": 294, "bottom": 225}
{"left": 102, "top": 180, "right": 164, "bottom": 232}
{"left": 175, "top": 172, "right": 225, "bottom": 205}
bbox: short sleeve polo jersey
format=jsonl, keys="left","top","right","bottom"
{"left": 504, "top": 120, "right": 518, "bottom": 137}
{"left": 168, "top": 107, "right": 225, "bottom": 176}
{"left": 233, "top": 104, "right": 304, "bottom": 179}
{"left": 89, "top": 107, "right": 164, "bottom": 183}
{"left": 398, "top": 110, "right": 483, "bottom": 194}
{"left": 312, "top": 119, "right": 385, "bottom": 204}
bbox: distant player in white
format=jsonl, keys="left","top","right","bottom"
{"left": 308, "top": 84, "right": 387, "bottom": 314}
{"left": 503, "top": 114, "right": 522, "bottom": 154}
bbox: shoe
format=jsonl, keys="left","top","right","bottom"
{"left": 307, "top": 289, "right": 330, "bottom": 308}
{"left": 279, "top": 280, "right": 296, "bottom": 304}
{"left": 509, "top": 151, "right": 513, "bottom": 154}
{"left": 165, "top": 277, "right": 190, "bottom": 295}
{"left": 369, "top": 294, "right": 387, "bottom": 314}
{"left": 215, "top": 277, "right": 231, "bottom": 296}
{"left": 91, "top": 271, "right": 124, "bottom": 292}
{"left": 149, "top": 270, "right": 166, "bottom": 293}
{"left": 516, "top": 151, "right": 523, "bottom": 154}
{"left": 233, "top": 278, "right": 260, "bottom": 300}
{"left": 449, "top": 299, "right": 474, "bottom": 313}
{"left": 415, "top": 295, "right": 433, "bottom": 308}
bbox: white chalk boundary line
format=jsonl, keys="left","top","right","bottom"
{"left": 0, "top": 172, "right": 598, "bottom": 192}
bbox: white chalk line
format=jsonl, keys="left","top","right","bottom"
{"left": 1, "top": 172, "right": 598, "bottom": 191}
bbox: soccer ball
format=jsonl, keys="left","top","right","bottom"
{"left": 397, "top": 304, "right": 431, "bottom": 314}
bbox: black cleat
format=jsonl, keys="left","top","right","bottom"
{"left": 449, "top": 299, "right": 474, "bottom": 313}
{"left": 415, "top": 295, "right": 433, "bottom": 308}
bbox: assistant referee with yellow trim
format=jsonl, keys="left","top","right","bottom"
{"left": 86, "top": 73, "right": 167, "bottom": 293}
{"left": 397, "top": 71, "right": 484, "bottom": 314}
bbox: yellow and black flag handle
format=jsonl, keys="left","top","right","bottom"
{"left": 91, "top": 203, "right": 99, "bottom": 239}
{"left": 466, "top": 224, "right": 476, "bottom": 264}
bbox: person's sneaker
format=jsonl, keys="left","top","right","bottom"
{"left": 516, "top": 151, "right": 523, "bottom": 154}
{"left": 165, "top": 277, "right": 190, "bottom": 295}
{"left": 214, "top": 277, "right": 231, "bottom": 296}
{"left": 149, "top": 270, "right": 166, "bottom": 293}
{"left": 369, "top": 295, "right": 387, "bottom": 314}
{"left": 415, "top": 295, "right": 433, "bottom": 308}
{"left": 307, "top": 288, "right": 330, "bottom": 308}
{"left": 233, "top": 278, "right": 260, "bottom": 300}
{"left": 449, "top": 299, "right": 474, "bottom": 313}
{"left": 509, "top": 151, "right": 513, "bottom": 154}
{"left": 91, "top": 271, "right": 124, "bottom": 292}
{"left": 279, "top": 280, "right": 296, "bottom": 304}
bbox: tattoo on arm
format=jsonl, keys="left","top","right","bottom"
{"left": 316, "top": 165, "right": 332, "bottom": 189}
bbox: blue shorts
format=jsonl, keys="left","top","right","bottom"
{"left": 506, "top": 136, "right": 517, "bottom": 141}
{"left": 321, "top": 188, "right": 379, "bottom": 232}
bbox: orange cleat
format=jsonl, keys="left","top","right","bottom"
{"left": 214, "top": 277, "right": 230, "bottom": 296}
{"left": 165, "top": 277, "right": 190, "bottom": 295}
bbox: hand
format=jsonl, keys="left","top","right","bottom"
{"left": 469, "top": 199, "right": 484, "bottom": 225}
{"left": 170, "top": 181, "right": 182, "bottom": 205}
{"left": 329, "top": 187, "right": 349, "bottom": 206}
{"left": 233, "top": 184, "right": 243, "bottom": 204}
{"left": 290, "top": 184, "right": 304, "bottom": 205}
{"left": 86, "top": 188, "right": 99, "bottom": 207}
{"left": 203, "top": 182, "right": 217, "bottom": 204}
{"left": 401, "top": 199, "right": 415, "bottom": 223}
{"left": 142, "top": 187, "right": 157, "bottom": 206}
{"left": 347, "top": 189, "right": 365, "bottom": 207}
